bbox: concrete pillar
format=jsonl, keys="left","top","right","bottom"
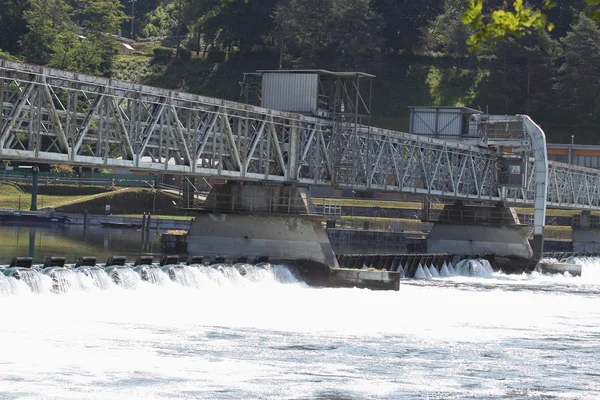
{"left": 572, "top": 211, "right": 600, "bottom": 252}
{"left": 572, "top": 230, "right": 600, "bottom": 253}
{"left": 426, "top": 203, "right": 533, "bottom": 273}
{"left": 187, "top": 183, "right": 337, "bottom": 284}
{"left": 30, "top": 166, "right": 39, "bottom": 211}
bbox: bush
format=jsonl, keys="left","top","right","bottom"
{"left": 50, "top": 164, "right": 74, "bottom": 177}
{"left": 153, "top": 47, "right": 173, "bottom": 63}
{"left": 177, "top": 48, "right": 191, "bottom": 62}
{"left": 208, "top": 50, "right": 226, "bottom": 63}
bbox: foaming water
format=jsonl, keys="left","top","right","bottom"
{"left": 80, "top": 266, "right": 113, "bottom": 290}
{"left": 142, "top": 266, "right": 170, "bottom": 286}
{"left": 572, "top": 256, "right": 600, "bottom": 281}
{"left": 45, "top": 268, "right": 81, "bottom": 293}
{"left": 0, "top": 273, "right": 11, "bottom": 296}
{"left": 454, "top": 258, "right": 494, "bottom": 278}
{"left": 1, "top": 263, "right": 600, "bottom": 399}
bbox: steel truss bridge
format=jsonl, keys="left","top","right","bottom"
{"left": 1, "top": 59, "right": 600, "bottom": 214}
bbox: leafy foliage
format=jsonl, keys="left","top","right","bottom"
{"left": 554, "top": 13, "right": 600, "bottom": 124}
{"left": 462, "top": 0, "right": 556, "bottom": 51}
{"left": 274, "top": 0, "right": 383, "bottom": 69}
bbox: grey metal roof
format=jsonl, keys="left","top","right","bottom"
{"left": 256, "top": 69, "right": 375, "bottom": 78}
{"left": 408, "top": 105, "right": 482, "bottom": 114}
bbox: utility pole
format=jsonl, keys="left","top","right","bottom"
{"left": 130, "top": 0, "right": 137, "bottom": 40}
{"left": 176, "top": 0, "right": 183, "bottom": 57}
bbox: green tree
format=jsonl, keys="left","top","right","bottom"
{"left": 462, "top": 0, "right": 600, "bottom": 50}
{"left": 327, "top": 0, "right": 384, "bottom": 70}
{"left": 72, "top": 0, "right": 126, "bottom": 34}
{"left": 274, "top": 0, "right": 383, "bottom": 71}
{"left": 274, "top": 0, "right": 336, "bottom": 68}
{"left": 371, "top": 0, "right": 444, "bottom": 55}
{"left": 201, "top": 0, "right": 279, "bottom": 54}
{"left": 426, "top": 0, "right": 471, "bottom": 61}
{"left": 482, "top": 33, "right": 557, "bottom": 116}
{"left": 0, "top": 0, "right": 30, "bottom": 56}
{"left": 21, "top": 0, "right": 71, "bottom": 65}
{"left": 48, "top": 0, "right": 127, "bottom": 74}
{"left": 140, "top": 2, "right": 179, "bottom": 38}
{"left": 554, "top": 13, "right": 600, "bottom": 125}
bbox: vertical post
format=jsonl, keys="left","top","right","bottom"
{"left": 569, "top": 135, "right": 574, "bottom": 164}
{"left": 176, "top": 0, "right": 183, "bottom": 58}
{"left": 130, "top": 0, "right": 136, "bottom": 39}
{"left": 29, "top": 229, "right": 35, "bottom": 259}
{"left": 423, "top": 197, "right": 430, "bottom": 221}
{"left": 30, "top": 165, "right": 39, "bottom": 211}
{"left": 152, "top": 182, "right": 156, "bottom": 215}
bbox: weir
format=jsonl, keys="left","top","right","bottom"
{"left": 6, "top": 60, "right": 600, "bottom": 272}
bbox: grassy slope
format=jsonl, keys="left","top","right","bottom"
{"left": 0, "top": 184, "right": 182, "bottom": 215}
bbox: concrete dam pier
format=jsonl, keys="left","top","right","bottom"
{"left": 426, "top": 203, "right": 533, "bottom": 273}
{"left": 186, "top": 183, "right": 350, "bottom": 287}
{"left": 182, "top": 184, "right": 537, "bottom": 286}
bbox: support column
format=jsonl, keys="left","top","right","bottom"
{"left": 522, "top": 116, "right": 548, "bottom": 268}
{"left": 30, "top": 165, "right": 39, "bottom": 211}
{"left": 187, "top": 183, "right": 338, "bottom": 284}
{"left": 572, "top": 211, "right": 600, "bottom": 253}
{"left": 427, "top": 203, "right": 532, "bottom": 273}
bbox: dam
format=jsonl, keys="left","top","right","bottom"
{"left": 4, "top": 60, "right": 600, "bottom": 274}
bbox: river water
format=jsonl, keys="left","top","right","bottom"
{"left": 0, "top": 225, "right": 162, "bottom": 264}
{"left": 1, "top": 228, "right": 600, "bottom": 399}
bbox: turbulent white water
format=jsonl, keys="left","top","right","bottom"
{"left": 2, "top": 261, "right": 600, "bottom": 399}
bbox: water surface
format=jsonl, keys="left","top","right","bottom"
{"left": 1, "top": 258, "right": 599, "bottom": 399}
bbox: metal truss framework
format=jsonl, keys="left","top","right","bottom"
{"left": 508, "top": 160, "right": 600, "bottom": 210}
{"left": 1, "top": 60, "right": 600, "bottom": 211}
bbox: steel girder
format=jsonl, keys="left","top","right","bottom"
{"left": 504, "top": 160, "right": 600, "bottom": 210}
{"left": 2, "top": 59, "right": 600, "bottom": 211}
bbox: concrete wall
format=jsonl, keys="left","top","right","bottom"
{"left": 204, "top": 184, "right": 315, "bottom": 214}
{"left": 65, "top": 213, "right": 191, "bottom": 230}
{"left": 427, "top": 224, "right": 533, "bottom": 273}
{"left": 327, "top": 229, "right": 426, "bottom": 255}
{"left": 187, "top": 213, "right": 337, "bottom": 269}
{"left": 329, "top": 268, "right": 400, "bottom": 290}
{"left": 572, "top": 229, "right": 600, "bottom": 252}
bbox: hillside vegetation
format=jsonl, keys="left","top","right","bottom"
{"left": 2, "top": 1, "right": 600, "bottom": 142}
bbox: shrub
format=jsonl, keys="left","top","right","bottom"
{"left": 177, "top": 48, "right": 191, "bottom": 62}
{"left": 153, "top": 47, "right": 173, "bottom": 63}
{"left": 208, "top": 50, "right": 225, "bottom": 63}
{"left": 50, "top": 164, "right": 75, "bottom": 176}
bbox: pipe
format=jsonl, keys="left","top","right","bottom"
{"left": 521, "top": 115, "right": 548, "bottom": 269}
{"left": 30, "top": 166, "right": 39, "bottom": 211}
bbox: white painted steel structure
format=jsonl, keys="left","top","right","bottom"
{"left": 0, "top": 60, "right": 599, "bottom": 214}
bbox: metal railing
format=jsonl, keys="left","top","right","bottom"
{"left": 314, "top": 199, "right": 343, "bottom": 217}
{"left": 326, "top": 218, "right": 429, "bottom": 234}
{"left": 426, "top": 209, "right": 520, "bottom": 225}
{"left": 0, "top": 173, "right": 157, "bottom": 188}
{"left": 203, "top": 192, "right": 312, "bottom": 215}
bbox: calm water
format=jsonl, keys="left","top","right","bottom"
{"left": 0, "top": 230, "right": 600, "bottom": 399}
{"left": 0, "top": 225, "right": 163, "bottom": 264}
